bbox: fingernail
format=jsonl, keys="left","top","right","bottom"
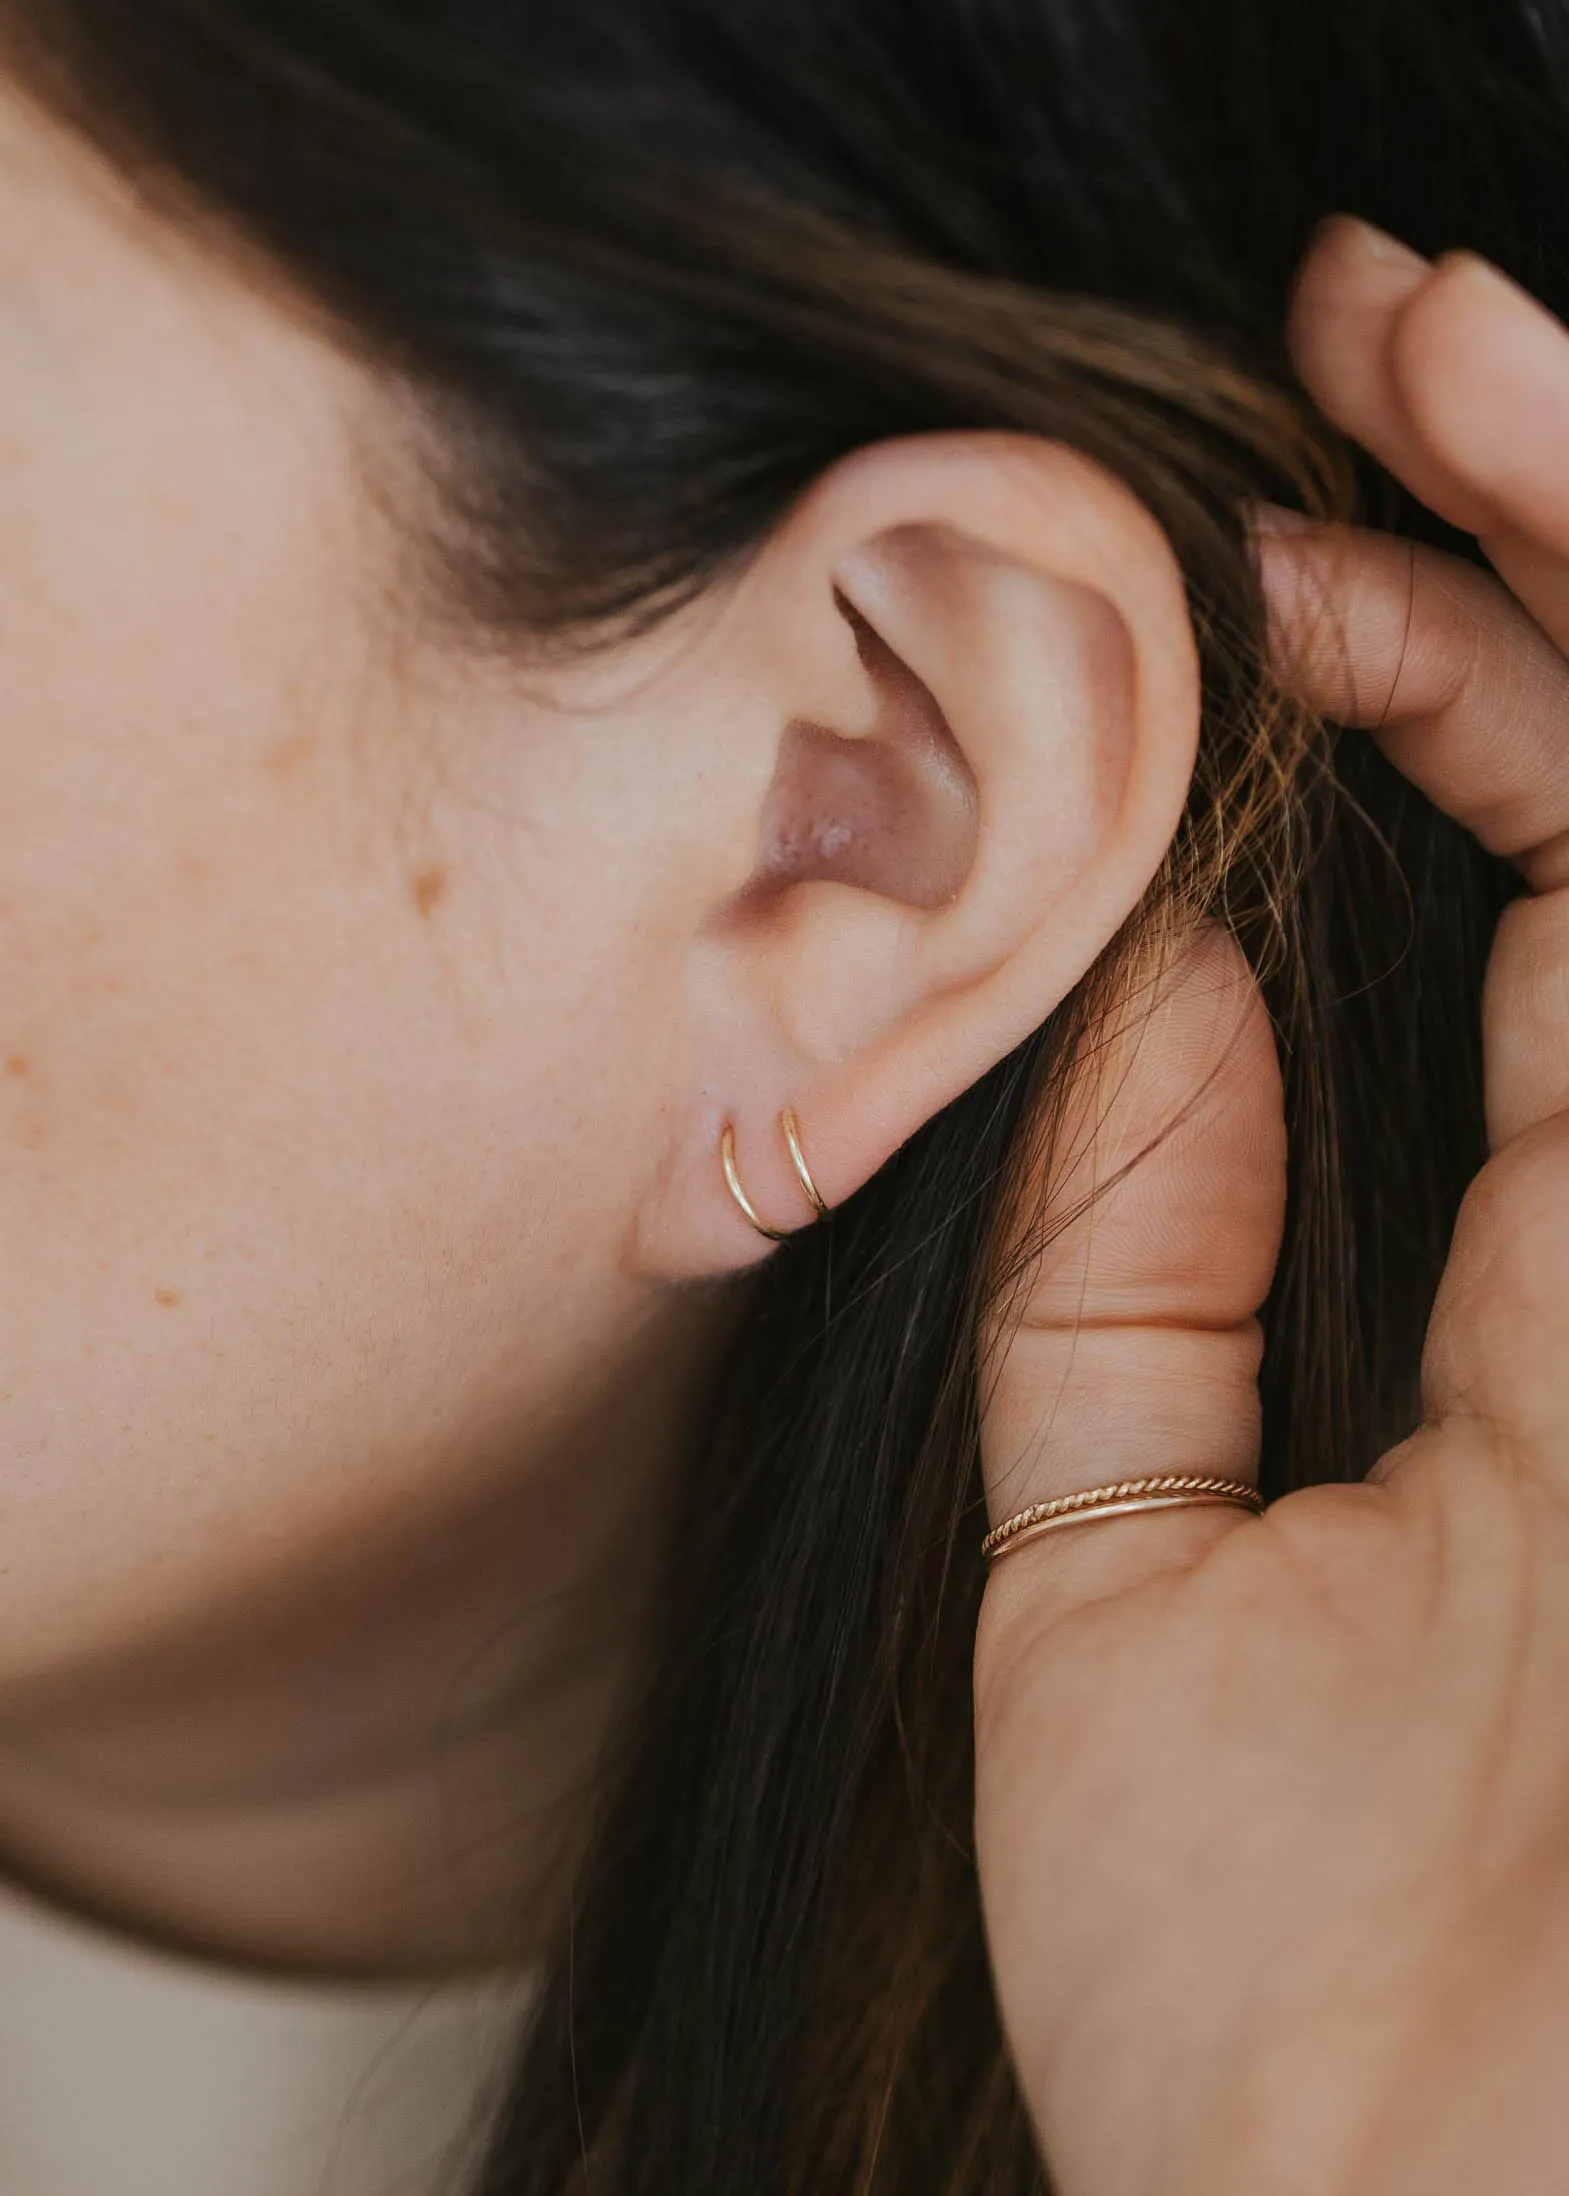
{"left": 1248, "top": 501, "right": 1320, "bottom": 536}
{"left": 1421, "top": 254, "right": 1569, "bottom": 502}
{"left": 1317, "top": 214, "right": 1430, "bottom": 274}
{"left": 1446, "top": 249, "right": 1564, "bottom": 331}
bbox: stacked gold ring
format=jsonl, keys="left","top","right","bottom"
{"left": 982, "top": 1475, "right": 1264, "bottom": 1561}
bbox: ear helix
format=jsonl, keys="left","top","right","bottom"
{"left": 719, "top": 1108, "right": 832, "bottom": 1242}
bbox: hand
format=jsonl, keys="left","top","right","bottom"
{"left": 973, "top": 217, "right": 1569, "bottom": 2196}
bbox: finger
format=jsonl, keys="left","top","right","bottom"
{"left": 1485, "top": 894, "right": 1569, "bottom": 1149}
{"left": 1259, "top": 521, "right": 1569, "bottom": 1150}
{"left": 1287, "top": 217, "right": 1489, "bottom": 535}
{"left": 1290, "top": 218, "right": 1569, "bottom": 647}
{"left": 1260, "top": 517, "right": 1569, "bottom": 1481}
{"left": 1257, "top": 521, "right": 1569, "bottom": 891}
{"left": 1414, "top": 1110, "right": 1569, "bottom": 1465}
{"left": 977, "top": 925, "right": 1284, "bottom": 1637}
{"left": 1394, "top": 256, "right": 1569, "bottom": 645}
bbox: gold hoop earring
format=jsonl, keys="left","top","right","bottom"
{"left": 720, "top": 1110, "right": 831, "bottom": 1242}
{"left": 779, "top": 1107, "right": 830, "bottom": 1220}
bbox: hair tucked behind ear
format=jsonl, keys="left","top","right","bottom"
{"left": 6, "top": 0, "right": 1555, "bottom": 2187}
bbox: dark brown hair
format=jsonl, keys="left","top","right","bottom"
{"left": 3, "top": 0, "right": 1555, "bottom": 2186}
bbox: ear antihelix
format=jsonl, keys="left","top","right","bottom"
{"left": 719, "top": 1108, "right": 831, "bottom": 1242}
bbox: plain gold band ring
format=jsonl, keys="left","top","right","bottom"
{"left": 983, "top": 1475, "right": 1263, "bottom": 1561}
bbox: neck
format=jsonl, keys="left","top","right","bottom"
{"left": 0, "top": 1281, "right": 741, "bottom": 1980}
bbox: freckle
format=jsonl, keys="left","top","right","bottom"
{"left": 264, "top": 731, "right": 318, "bottom": 779}
{"left": 4, "top": 1056, "right": 27, "bottom": 1078}
{"left": 154, "top": 1287, "right": 184, "bottom": 1309}
{"left": 410, "top": 865, "right": 449, "bottom": 918}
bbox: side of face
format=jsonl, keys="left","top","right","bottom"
{"left": 0, "top": 73, "right": 725, "bottom": 1708}
{"left": 0, "top": 65, "right": 1204, "bottom": 1747}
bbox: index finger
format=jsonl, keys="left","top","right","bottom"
{"left": 1289, "top": 219, "right": 1569, "bottom": 648}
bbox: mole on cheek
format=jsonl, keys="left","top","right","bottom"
{"left": 154, "top": 1288, "right": 184, "bottom": 1310}
{"left": 410, "top": 865, "right": 450, "bottom": 919}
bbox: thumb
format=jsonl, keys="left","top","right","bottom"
{"left": 976, "top": 923, "right": 1285, "bottom": 1648}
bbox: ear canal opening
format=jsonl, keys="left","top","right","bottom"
{"left": 738, "top": 586, "right": 977, "bottom": 915}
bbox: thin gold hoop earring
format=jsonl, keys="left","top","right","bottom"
{"left": 720, "top": 1110, "right": 832, "bottom": 1242}
{"left": 779, "top": 1106, "right": 830, "bottom": 1219}
{"left": 720, "top": 1122, "right": 791, "bottom": 1242}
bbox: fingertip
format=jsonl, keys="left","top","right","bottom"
{"left": 1284, "top": 230, "right": 1498, "bottom": 535}
{"left": 1287, "top": 216, "right": 1432, "bottom": 382}
{"left": 1388, "top": 249, "right": 1569, "bottom": 535}
{"left": 1247, "top": 500, "right": 1323, "bottom": 538}
{"left": 1251, "top": 518, "right": 1340, "bottom": 671}
{"left": 1303, "top": 212, "right": 1431, "bottom": 277}
{"left": 1250, "top": 519, "right": 1437, "bottom": 732}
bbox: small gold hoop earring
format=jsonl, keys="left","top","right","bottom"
{"left": 720, "top": 1122, "right": 790, "bottom": 1242}
{"left": 720, "top": 1110, "right": 832, "bottom": 1242}
{"left": 779, "top": 1107, "right": 830, "bottom": 1220}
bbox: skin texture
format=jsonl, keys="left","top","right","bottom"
{"left": 0, "top": 72, "right": 1203, "bottom": 1973}
{"left": 975, "top": 220, "right": 1569, "bottom": 2194}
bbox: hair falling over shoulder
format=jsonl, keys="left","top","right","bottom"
{"left": 4, "top": 0, "right": 1560, "bottom": 2186}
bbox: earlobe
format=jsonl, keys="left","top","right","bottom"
{"left": 638, "top": 430, "right": 1201, "bottom": 1284}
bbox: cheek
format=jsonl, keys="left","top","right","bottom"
{"left": 0, "top": 355, "right": 666, "bottom": 1270}
{"left": 0, "top": 174, "right": 689, "bottom": 1687}
{"left": 0, "top": 597, "right": 672, "bottom": 1696}
{"left": 0, "top": 133, "right": 688, "bottom": 1696}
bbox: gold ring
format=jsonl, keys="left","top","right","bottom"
{"left": 983, "top": 1475, "right": 1263, "bottom": 1561}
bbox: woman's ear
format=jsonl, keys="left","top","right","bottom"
{"left": 635, "top": 429, "right": 1201, "bottom": 1279}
